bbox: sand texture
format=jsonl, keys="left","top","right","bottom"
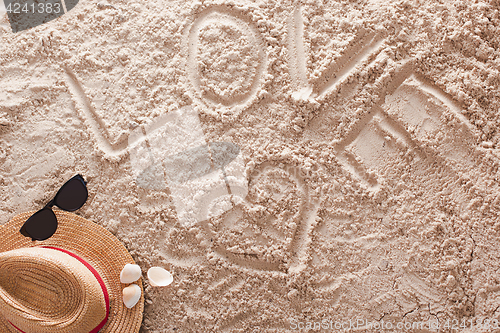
{"left": 2, "top": 0, "right": 500, "bottom": 332}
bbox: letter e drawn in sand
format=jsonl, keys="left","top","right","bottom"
{"left": 335, "top": 73, "right": 487, "bottom": 215}
{"left": 184, "top": 6, "right": 267, "bottom": 117}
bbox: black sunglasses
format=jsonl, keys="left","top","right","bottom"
{"left": 20, "top": 174, "right": 88, "bottom": 241}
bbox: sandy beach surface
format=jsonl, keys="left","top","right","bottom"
{"left": 2, "top": 0, "right": 500, "bottom": 332}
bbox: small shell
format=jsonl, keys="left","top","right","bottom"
{"left": 120, "top": 264, "right": 141, "bottom": 284}
{"left": 123, "top": 284, "right": 141, "bottom": 309}
{"left": 147, "top": 267, "right": 173, "bottom": 287}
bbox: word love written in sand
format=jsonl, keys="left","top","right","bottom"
{"left": 63, "top": 4, "right": 486, "bottom": 277}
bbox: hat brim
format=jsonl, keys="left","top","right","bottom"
{"left": 0, "top": 210, "right": 144, "bottom": 333}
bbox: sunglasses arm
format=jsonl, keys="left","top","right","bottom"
{"left": 44, "top": 199, "right": 55, "bottom": 209}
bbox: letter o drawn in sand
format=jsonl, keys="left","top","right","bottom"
{"left": 185, "top": 7, "right": 267, "bottom": 116}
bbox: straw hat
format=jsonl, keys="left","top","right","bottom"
{"left": 0, "top": 210, "right": 144, "bottom": 332}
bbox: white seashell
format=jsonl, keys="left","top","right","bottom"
{"left": 120, "top": 264, "right": 142, "bottom": 284}
{"left": 147, "top": 267, "right": 173, "bottom": 287}
{"left": 122, "top": 284, "right": 141, "bottom": 309}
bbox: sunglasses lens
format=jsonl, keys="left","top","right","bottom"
{"left": 53, "top": 175, "right": 88, "bottom": 211}
{"left": 20, "top": 208, "right": 58, "bottom": 241}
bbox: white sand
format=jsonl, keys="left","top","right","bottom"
{"left": 1, "top": 0, "right": 500, "bottom": 332}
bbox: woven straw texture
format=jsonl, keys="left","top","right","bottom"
{"left": 0, "top": 211, "right": 144, "bottom": 333}
{"left": 0, "top": 247, "right": 107, "bottom": 332}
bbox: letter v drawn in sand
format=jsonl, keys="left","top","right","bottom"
{"left": 287, "top": 4, "right": 386, "bottom": 101}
